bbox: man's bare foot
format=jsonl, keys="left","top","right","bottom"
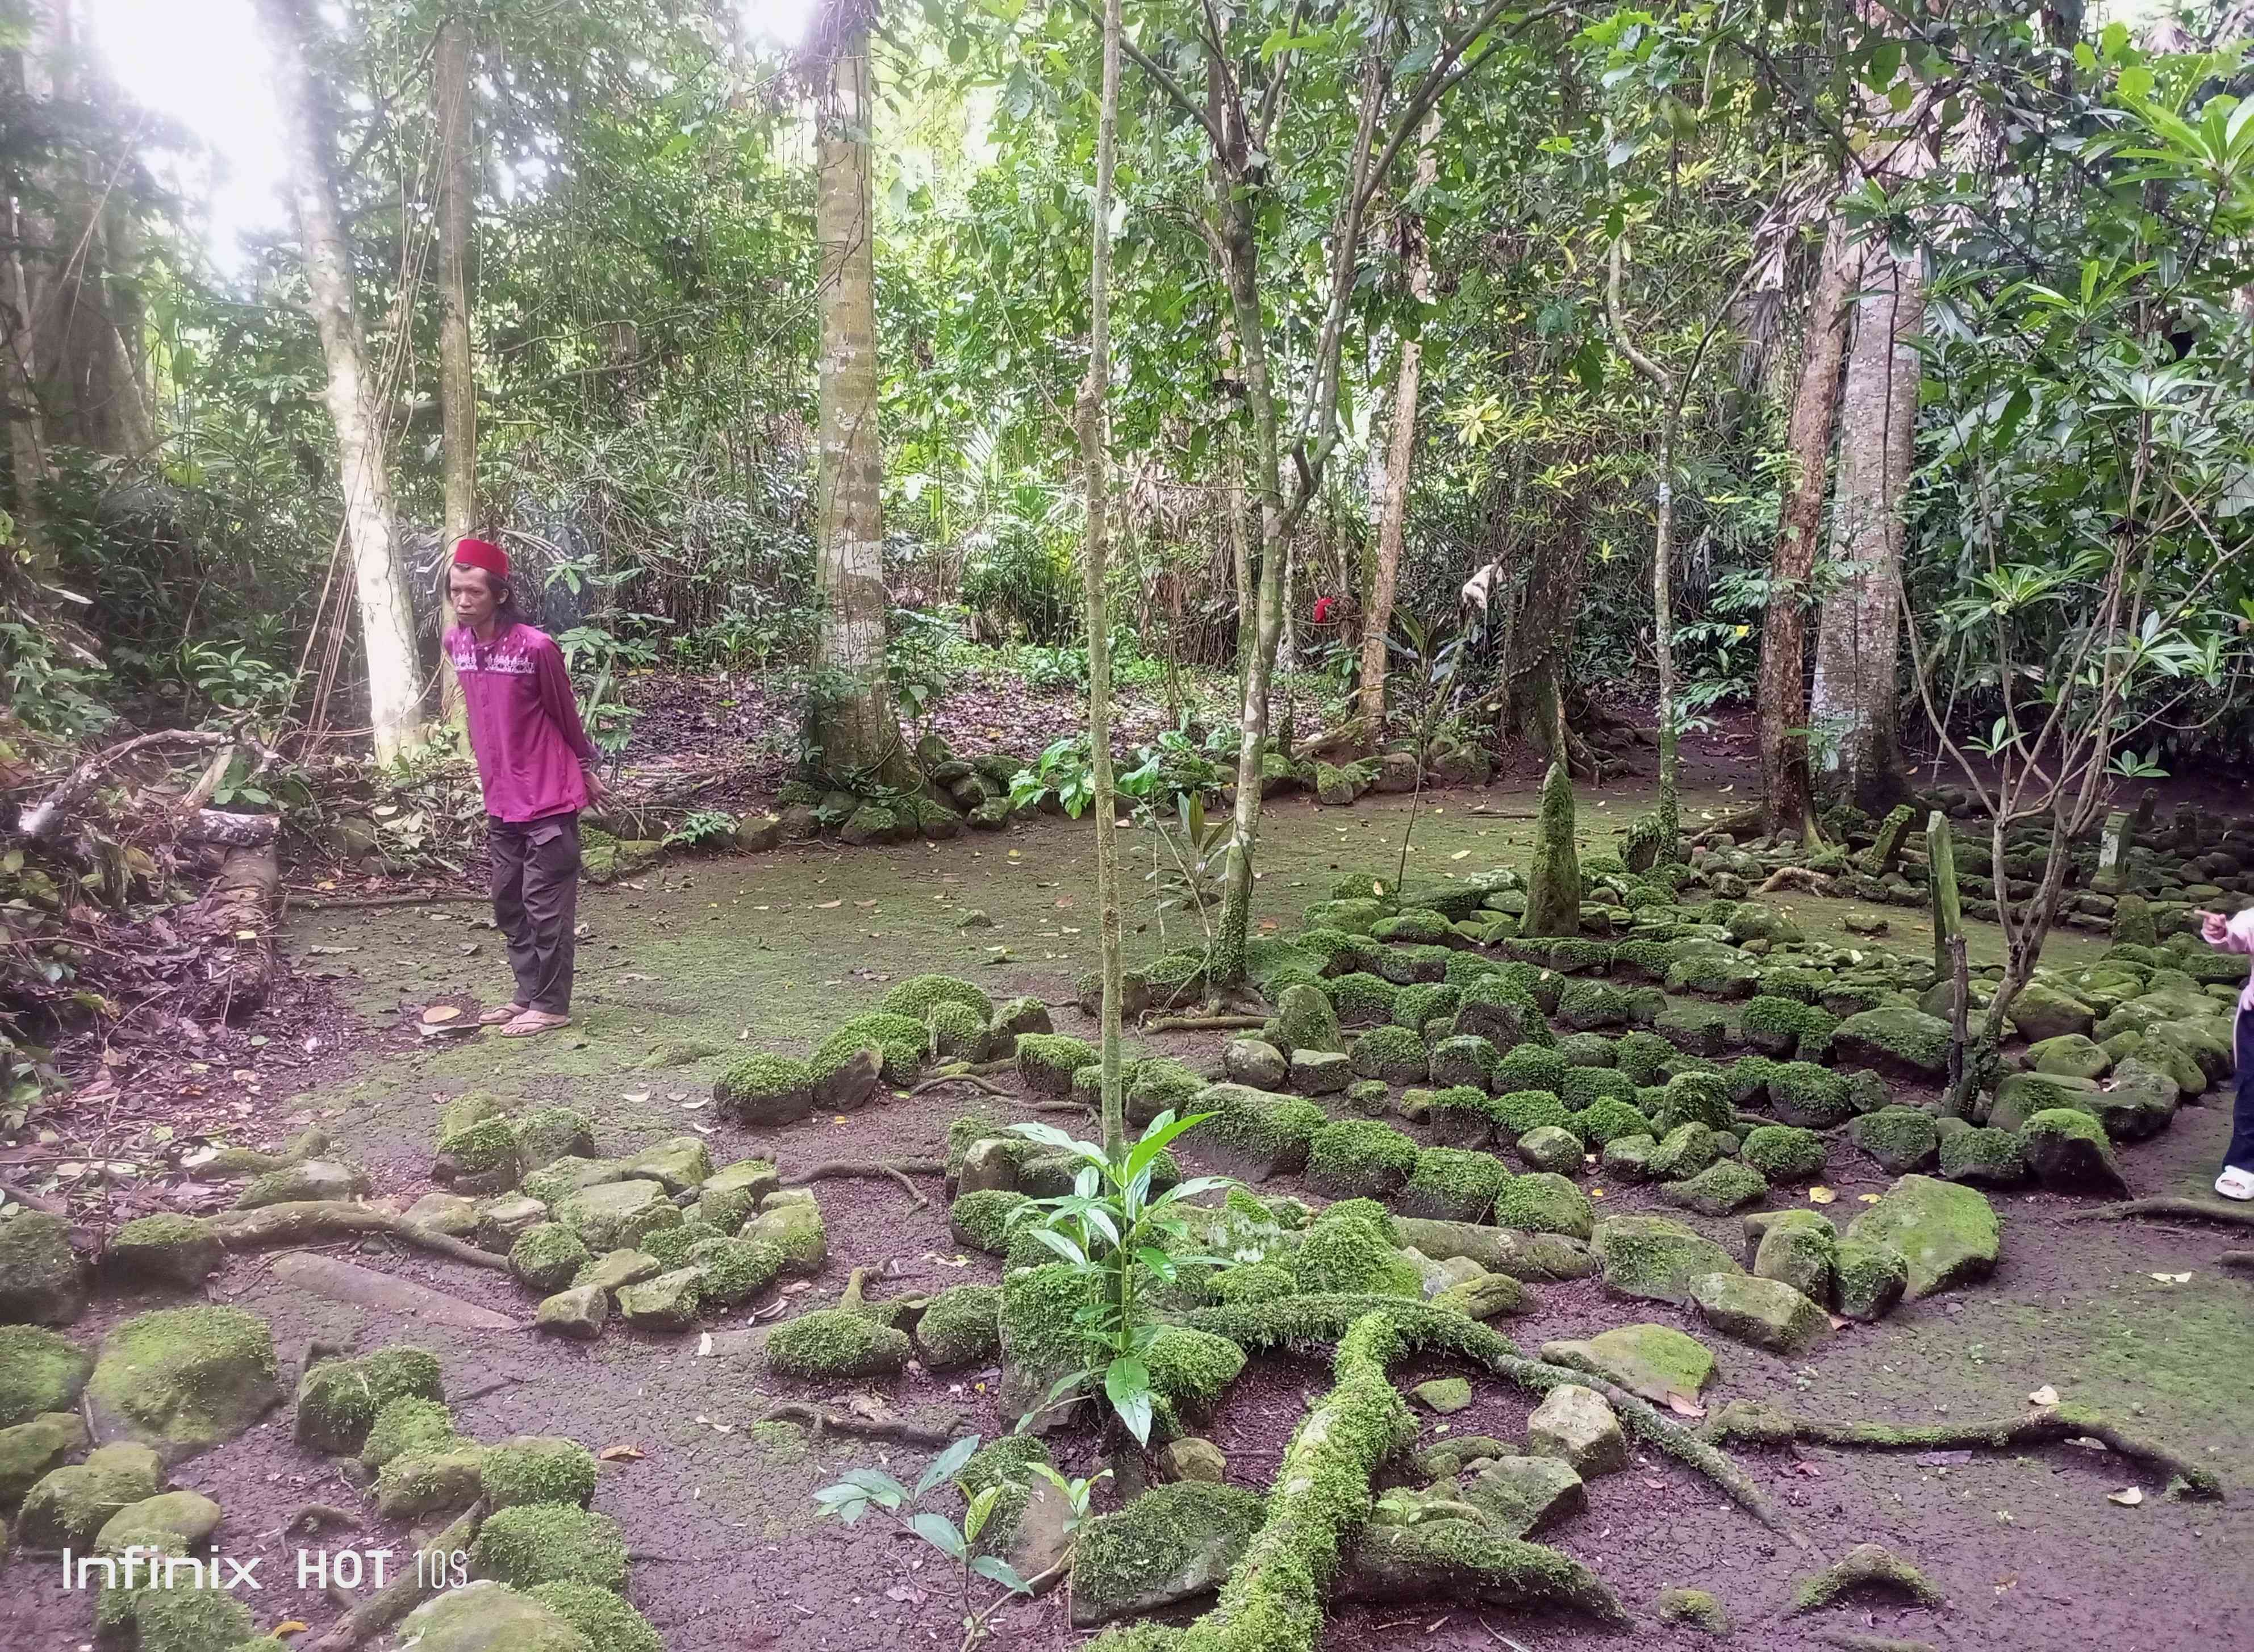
{"left": 498, "top": 1010, "right": 571, "bottom": 1037}
{"left": 481, "top": 1003, "right": 530, "bottom": 1025}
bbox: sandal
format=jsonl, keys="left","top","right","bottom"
{"left": 498, "top": 1011, "right": 571, "bottom": 1038}
{"left": 480, "top": 1003, "right": 529, "bottom": 1025}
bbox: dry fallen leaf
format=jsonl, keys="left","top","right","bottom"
{"left": 1451, "top": 849, "right": 1470, "bottom": 860}
{"left": 598, "top": 1444, "right": 644, "bottom": 1462}
{"left": 1664, "top": 1392, "right": 1706, "bottom": 1419}
{"left": 2027, "top": 1385, "right": 2060, "bottom": 1407}
{"left": 2148, "top": 1271, "right": 2191, "bottom": 1284}
{"left": 273, "top": 1624, "right": 309, "bottom": 1638}
{"left": 1807, "top": 1185, "right": 1838, "bottom": 1204}
{"left": 1858, "top": 1192, "right": 1883, "bottom": 1204}
{"left": 420, "top": 1004, "right": 462, "bottom": 1025}
{"left": 816, "top": 898, "right": 842, "bottom": 909}
{"left": 2107, "top": 1487, "right": 2144, "bottom": 1507}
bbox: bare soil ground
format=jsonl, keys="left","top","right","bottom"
{"left": 12, "top": 742, "right": 2249, "bottom": 1652}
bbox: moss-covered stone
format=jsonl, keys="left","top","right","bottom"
{"left": 17, "top": 1440, "right": 162, "bottom": 1547}
{"left": 0, "top": 1209, "right": 85, "bottom": 1325}
{"left": 1789, "top": 1542, "right": 1942, "bottom": 1612}
{"left": 2018, "top": 1107, "right": 2130, "bottom": 1197}
{"left": 950, "top": 1187, "right": 1033, "bottom": 1255}
{"left": 1288, "top": 1205, "right": 1421, "bottom": 1298}
{"left": 1768, "top": 1062, "right": 1857, "bottom": 1129}
{"left": 470, "top": 1503, "right": 629, "bottom": 1592}
{"left": 1647, "top": 1121, "right": 1720, "bottom": 1182}
{"left": 1832, "top": 1007, "right": 1952, "bottom": 1080}
{"left": 1843, "top": 1175, "right": 1998, "bottom": 1300}
{"left": 1738, "top": 1124, "right": 1826, "bottom": 1182}
{"left": 997, "top": 1265, "right": 1105, "bottom": 1415}
{"left": 1650, "top": 1072, "right": 1735, "bottom": 1137}
{"left": 103, "top": 1216, "right": 222, "bottom": 1290}
{"left": 812, "top": 1011, "right": 929, "bottom": 1091}
{"left": 1848, "top": 1106, "right": 1940, "bottom": 1175}
{"left": 880, "top": 973, "right": 994, "bottom": 1023}
{"left": 1654, "top": 1001, "right": 1731, "bottom": 1054}
{"left": 1306, "top": 1119, "right": 1421, "bottom": 1200}
{"left": 295, "top": 1346, "right": 443, "bottom": 1455}
{"left": 1593, "top": 1215, "right": 1739, "bottom": 1305}
{"left": 1749, "top": 1209, "right": 1837, "bottom": 1301}
{"left": 1321, "top": 971, "right": 1401, "bottom": 1029}
{"left": 375, "top": 1439, "right": 488, "bottom": 1518}
{"left": 1349, "top": 1024, "right": 1430, "bottom": 1084}
{"left": 1522, "top": 761, "right": 1582, "bottom": 937}
{"left": 616, "top": 1266, "right": 704, "bottom": 1330}
{"left": 396, "top": 1580, "right": 594, "bottom": 1652}
{"left": 742, "top": 1197, "right": 827, "bottom": 1273}
{"left": 1660, "top": 1159, "right": 1768, "bottom": 1216}
{"left": 1397, "top": 1149, "right": 1512, "bottom": 1223}
{"left": 641, "top": 1219, "right": 721, "bottom": 1270}
{"left": 1831, "top": 1238, "right": 1910, "bottom": 1321}
{"left": 1689, "top": 1270, "right": 1828, "bottom": 1354}
{"left": 0, "top": 1408, "right": 85, "bottom": 1505}
{"left": 481, "top": 1436, "right": 599, "bottom": 1511}
{"left": 1571, "top": 1096, "right": 1653, "bottom": 1146}
{"left": 1655, "top": 1586, "right": 1730, "bottom": 1633}
{"left": 1491, "top": 1173, "right": 1594, "bottom": 1241}
{"left": 1540, "top": 1323, "right": 1715, "bottom": 1407}
{"left": 1937, "top": 1125, "right": 2027, "bottom": 1187}
{"left": 712, "top": 1053, "right": 815, "bottom": 1125}
{"left": 1069, "top": 1482, "right": 1266, "bottom": 1625}
{"left": 554, "top": 1179, "right": 678, "bottom": 1253}
{"left": 916, "top": 1283, "right": 1004, "bottom": 1370}
{"left": 1017, "top": 1032, "right": 1100, "bottom": 1096}
{"left": 525, "top": 1581, "right": 662, "bottom": 1652}
{"left": 508, "top": 1224, "right": 592, "bottom": 1294}
{"left": 1145, "top": 1326, "right": 1247, "bottom": 1417}
{"left": 0, "top": 1324, "right": 93, "bottom": 1430}
{"left": 361, "top": 1395, "right": 454, "bottom": 1470}
{"left": 88, "top": 1307, "right": 280, "bottom": 1459}
{"left": 684, "top": 1236, "right": 784, "bottom": 1307}
{"left": 1198, "top": 1084, "right": 1327, "bottom": 1179}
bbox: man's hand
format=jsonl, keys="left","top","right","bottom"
{"left": 2199, "top": 909, "right": 2230, "bottom": 946}
{"left": 582, "top": 764, "right": 613, "bottom": 810}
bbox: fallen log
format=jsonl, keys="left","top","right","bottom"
{"left": 15, "top": 728, "right": 232, "bottom": 841}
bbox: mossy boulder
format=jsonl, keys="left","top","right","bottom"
{"left": 881, "top": 973, "right": 994, "bottom": 1023}
{"left": 103, "top": 1216, "right": 222, "bottom": 1290}
{"left": 1830, "top": 1237, "right": 1910, "bottom": 1321}
{"left": 1145, "top": 1326, "right": 1247, "bottom": 1418}
{"left": 0, "top": 1408, "right": 86, "bottom": 1505}
{"left": 1197, "top": 1084, "right": 1327, "bottom": 1180}
{"left": 1306, "top": 1119, "right": 1421, "bottom": 1200}
{"left": 1768, "top": 1062, "right": 1857, "bottom": 1129}
{"left": 295, "top": 1346, "right": 444, "bottom": 1455}
{"left": 1069, "top": 1481, "right": 1266, "bottom": 1626}
{"left": 1277, "top": 983, "right": 1346, "bottom": 1051}
{"left": 1572, "top": 1096, "right": 1654, "bottom": 1146}
{"left": 1397, "top": 1149, "right": 1512, "bottom": 1223}
{"left": 1647, "top": 1122, "right": 1720, "bottom": 1183}
{"left": 1654, "top": 1002, "right": 1730, "bottom": 1056}
{"left": 2007, "top": 981, "right": 2097, "bottom": 1044}
{"left": 617, "top": 1267, "right": 704, "bottom": 1330}
{"left": 2027, "top": 1033, "right": 2112, "bottom": 1081}
{"left": 999, "top": 1264, "right": 1105, "bottom": 1416}
{"left": 361, "top": 1395, "right": 454, "bottom": 1469}
{"left": 482, "top": 1436, "right": 599, "bottom": 1511}
{"left": 0, "top": 1323, "right": 94, "bottom": 1429}
{"left": 0, "top": 1209, "right": 86, "bottom": 1325}
{"left": 1491, "top": 1173, "right": 1594, "bottom": 1241}
{"left": 1843, "top": 1174, "right": 1999, "bottom": 1300}
{"left": 1515, "top": 1125, "right": 1584, "bottom": 1176}
{"left": 1539, "top": 1323, "right": 1715, "bottom": 1407}
{"left": 1593, "top": 1215, "right": 1739, "bottom": 1305}
{"left": 376, "top": 1438, "right": 489, "bottom": 1517}
{"left": 1017, "top": 1033, "right": 1099, "bottom": 1097}
{"left": 2018, "top": 1108, "right": 2130, "bottom": 1197}
{"left": 950, "top": 1188, "right": 1032, "bottom": 1255}
{"left": 1988, "top": 1070, "right": 2101, "bottom": 1134}
{"left": 1739, "top": 1124, "right": 1826, "bottom": 1182}
{"left": 1849, "top": 1106, "right": 1940, "bottom": 1174}
{"left": 1938, "top": 1125, "right": 2028, "bottom": 1187}
{"left": 1288, "top": 1204, "right": 1422, "bottom": 1298}
{"left": 1832, "top": 1007, "right": 1952, "bottom": 1081}
{"left": 1689, "top": 1271, "right": 1829, "bottom": 1355}
{"left": 523, "top": 1582, "right": 661, "bottom": 1652}
{"left": 1659, "top": 1160, "right": 1769, "bottom": 1217}
{"left": 813, "top": 1011, "right": 929, "bottom": 1092}
{"left": 1749, "top": 1210, "right": 1836, "bottom": 1302}
{"left": 470, "top": 1503, "right": 629, "bottom": 1592}
{"left": 917, "top": 1284, "right": 1004, "bottom": 1370}
{"left": 17, "top": 1439, "right": 162, "bottom": 1548}
{"left": 1322, "top": 971, "right": 1401, "bottom": 1028}
{"left": 397, "top": 1580, "right": 594, "bottom": 1651}
{"left": 1350, "top": 1024, "right": 1431, "bottom": 1086}
{"left": 509, "top": 1224, "right": 592, "bottom": 1294}
{"left": 712, "top": 1053, "right": 815, "bottom": 1126}
{"left": 87, "top": 1307, "right": 281, "bottom": 1461}
{"left": 554, "top": 1179, "right": 678, "bottom": 1253}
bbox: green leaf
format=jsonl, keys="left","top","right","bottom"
{"left": 909, "top": 1510, "right": 967, "bottom": 1559}
{"left": 839, "top": 1468, "right": 910, "bottom": 1507}
{"left": 963, "top": 1483, "right": 1001, "bottom": 1545}
{"left": 1105, "top": 1358, "right": 1155, "bottom": 1446}
{"left": 1030, "top": 1225, "right": 1089, "bottom": 1266}
{"left": 915, "top": 1434, "right": 982, "bottom": 1498}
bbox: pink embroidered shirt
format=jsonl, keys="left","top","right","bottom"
{"left": 2213, "top": 907, "right": 2254, "bottom": 1014}
{"left": 445, "top": 621, "right": 600, "bottom": 823}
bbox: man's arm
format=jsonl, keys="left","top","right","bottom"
{"left": 533, "top": 637, "right": 603, "bottom": 767}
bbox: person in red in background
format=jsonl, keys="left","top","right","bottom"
{"left": 445, "top": 537, "right": 611, "bottom": 1037}
{"left": 2197, "top": 905, "right": 2254, "bottom": 1199}
{"left": 1312, "top": 595, "right": 1337, "bottom": 625}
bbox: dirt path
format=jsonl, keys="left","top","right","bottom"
{"left": 20, "top": 773, "right": 2240, "bottom": 1652}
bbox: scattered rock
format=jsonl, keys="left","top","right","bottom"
{"left": 86, "top": 1306, "right": 282, "bottom": 1461}
{"left": 535, "top": 1286, "right": 607, "bottom": 1341}
{"left": 1659, "top": 1159, "right": 1769, "bottom": 1216}
{"left": 1462, "top": 1454, "right": 1587, "bottom": 1537}
{"left": 1289, "top": 1048, "right": 1353, "bottom": 1095}
{"left": 1158, "top": 1437, "right": 1228, "bottom": 1484}
{"left": 1539, "top": 1323, "right": 1715, "bottom": 1407}
{"left": 297, "top": 1346, "right": 444, "bottom": 1455}
{"left": 2019, "top": 1108, "right": 2131, "bottom": 1198}
{"left": 1844, "top": 1175, "right": 2000, "bottom": 1300}
{"left": 0, "top": 1211, "right": 86, "bottom": 1325}
{"left": 1412, "top": 1377, "right": 1474, "bottom": 1414}
{"left": 1831, "top": 1238, "right": 1910, "bottom": 1322}
{"left": 1690, "top": 1271, "right": 1830, "bottom": 1355}
{"left": 554, "top": 1180, "right": 678, "bottom": 1253}
{"left": 1525, "top": 1383, "right": 1627, "bottom": 1476}
{"left": 1593, "top": 1215, "right": 1739, "bottom": 1305}
{"left": 1068, "top": 1482, "right": 1266, "bottom": 1625}
{"left": 17, "top": 1440, "right": 162, "bottom": 1548}
{"left": 1223, "top": 1039, "right": 1289, "bottom": 1090}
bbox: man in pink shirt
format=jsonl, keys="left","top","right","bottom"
{"left": 2197, "top": 906, "right": 2254, "bottom": 1200}
{"left": 445, "top": 537, "right": 610, "bottom": 1036}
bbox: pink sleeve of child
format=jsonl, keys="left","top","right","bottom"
{"left": 2222, "top": 908, "right": 2254, "bottom": 954}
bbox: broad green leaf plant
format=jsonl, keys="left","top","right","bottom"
{"left": 1005, "top": 1109, "right": 1233, "bottom": 1446}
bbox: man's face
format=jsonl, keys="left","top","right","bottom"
{"left": 449, "top": 565, "right": 500, "bottom": 629}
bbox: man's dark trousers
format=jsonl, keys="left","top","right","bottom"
{"left": 489, "top": 812, "right": 580, "bottom": 1015}
{"left": 2230, "top": 1008, "right": 2254, "bottom": 1173}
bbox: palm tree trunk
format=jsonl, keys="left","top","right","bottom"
{"left": 434, "top": 15, "right": 477, "bottom": 729}
{"left": 1758, "top": 214, "right": 1857, "bottom": 838}
{"left": 257, "top": 0, "right": 427, "bottom": 764}
{"left": 808, "top": 0, "right": 910, "bottom": 786}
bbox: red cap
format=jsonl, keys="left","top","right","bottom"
{"left": 453, "top": 536, "right": 508, "bottom": 580}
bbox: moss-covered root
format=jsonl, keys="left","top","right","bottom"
{"left": 1809, "top": 1633, "right": 1939, "bottom": 1652}
{"left": 1788, "top": 1542, "right": 1942, "bottom": 1613}
{"left": 2076, "top": 1197, "right": 2254, "bottom": 1229}
{"left": 201, "top": 1202, "right": 510, "bottom": 1271}
{"left": 1173, "top": 1312, "right": 1419, "bottom": 1652}
{"left": 1705, "top": 1400, "right": 2223, "bottom": 1501}
{"left": 1341, "top": 1523, "right": 1629, "bottom": 1623}
{"left": 1491, "top": 1355, "right": 1799, "bottom": 1541}
{"left": 306, "top": 1499, "right": 485, "bottom": 1652}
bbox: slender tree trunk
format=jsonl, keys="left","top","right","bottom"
{"left": 1651, "top": 418, "right": 1679, "bottom": 846}
{"left": 808, "top": 0, "right": 910, "bottom": 786}
{"left": 1358, "top": 131, "right": 1435, "bottom": 736}
{"left": 434, "top": 15, "right": 477, "bottom": 729}
{"left": 1079, "top": 0, "right": 1125, "bottom": 1158}
{"left": 1758, "top": 214, "right": 1856, "bottom": 839}
{"left": 1810, "top": 243, "right": 1923, "bottom": 813}
{"left": 257, "top": 0, "right": 427, "bottom": 764}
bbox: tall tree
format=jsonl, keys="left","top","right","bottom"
{"left": 256, "top": 0, "right": 427, "bottom": 764}
{"left": 435, "top": 14, "right": 477, "bottom": 548}
{"left": 1358, "top": 126, "right": 1436, "bottom": 736}
{"left": 1809, "top": 233, "right": 1922, "bottom": 812}
{"left": 1756, "top": 212, "right": 1857, "bottom": 838}
{"left": 1078, "top": 0, "right": 1124, "bottom": 1158}
{"left": 807, "top": 0, "right": 911, "bottom": 787}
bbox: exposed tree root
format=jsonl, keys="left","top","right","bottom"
{"left": 202, "top": 1200, "right": 511, "bottom": 1271}
{"left": 778, "top": 1159, "right": 942, "bottom": 1209}
{"left": 2218, "top": 1250, "right": 2254, "bottom": 1273}
{"left": 907, "top": 1071, "right": 1015, "bottom": 1097}
{"left": 1811, "top": 1634, "right": 1938, "bottom": 1652}
{"left": 306, "top": 1499, "right": 484, "bottom": 1651}
{"left": 1144, "top": 1013, "right": 1268, "bottom": 1032}
{"left": 285, "top": 1503, "right": 360, "bottom": 1538}
{"left": 1788, "top": 1542, "right": 1942, "bottom": 1614}
{"left": 186, "top": 1127, "right": 335, "bottom": 1180}
{"left": 286, "top": 891, "right": 492, "bottom": 911}
{"left": 1705, "top": 1400, "right": 2223, "bottom": 1500}
{"left": 1757, "top": 865, "right": 1836, "bottom": 896}
{"left": 759, "top": 1401, "right": 961, "bottom": 1445}
{"left": 1181, "top": 1295, "right": 1798, "bottom": 1542}
{"left": 2077, "top": 1198, "right": 2254, "bottom": 1229}
{"left": 1339, "top": 1524, "right": 1627, "bottom": 1622}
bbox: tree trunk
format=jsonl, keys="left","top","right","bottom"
{"left": 1758, "top": 215, "right": 1857, "bottom": 839}
{"left": 808, "top": 0, "right": 910, "bottom": 787}
{"left": 1809, "top": 241, "right": 1922, "bottom": 814}
{"left": 435, "top": 17, "right": 477, "bottom": 548}
{"left": 1079, "top": 0, "right": 1125, "bottom": 1158}
{"left": 433, "top": 16, "right": 477, "bottom": 730}
{"left": 257, "top": 0, "right": 427, "bottom": 764}
{"left": 1358, "top": 132, "right": 1436, "bottom": 736}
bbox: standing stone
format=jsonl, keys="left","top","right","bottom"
{"left": 1926, "top": 812, "right": 1961, "bottom": 981}
{"left": 2092, "top": 810, "right": 2134, "bottom": 896}
{"left": 2132, "top": 787, "right": 2157, "bottom": 835}
{"left": 2172, "top": 801, "right": 2198, "bottom": 853}
{"left": 1525, "top": 1383, "right": 1626, "bottom": 1476}
{"left": 1864, "top": 804, "right": 1915, "bottom": 877}
{"left": 1523, "top": 761, "right": 1581, "bottom": 939}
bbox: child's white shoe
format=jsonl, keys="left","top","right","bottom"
{"left": 2216, "top": 1167, "right": 2254, "bottom": 1202}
